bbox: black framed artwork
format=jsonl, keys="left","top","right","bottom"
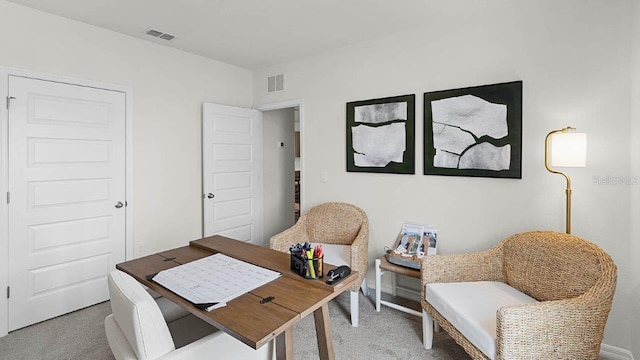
{"left": 346, "top": 94, "right": 415, "bottom": 174}
{"left": 423, "top": 81, "right": 522, "bottom": 178}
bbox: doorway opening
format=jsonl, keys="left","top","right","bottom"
{"left": 258, "top": 100, "right": 304, "bottom": 242}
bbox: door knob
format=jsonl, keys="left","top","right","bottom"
{"left": 207, "top": 193, "right": 215, "bottom": 199}
{"left": 115, "top": 201, "right": 124, "bottom": 208}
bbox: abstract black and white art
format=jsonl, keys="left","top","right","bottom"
{"left": 347, "top": 94, "right": 415, "bottom": 174}
{"left": 423, "top": 81, "right": 522, "bottom": 178}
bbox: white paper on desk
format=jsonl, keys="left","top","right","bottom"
{"left": 152, "top": 253, "right": 281, "bottom": 309}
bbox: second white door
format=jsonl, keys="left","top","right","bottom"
{"left": 202, "top": 103, "right": 262, "bottom": 243}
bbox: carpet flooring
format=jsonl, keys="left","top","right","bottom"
{"left": 0, "top": 292, "right": 470, "bottom": 360}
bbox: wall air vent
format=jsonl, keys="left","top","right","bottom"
{"left": 267, "top": 74, "right": 285, "bottom": 93}
{"left": 145, "top": 29, "right": 176, "bottom": 41}
{"left": 146, "top": 29, "right": 162, "bottom": 37}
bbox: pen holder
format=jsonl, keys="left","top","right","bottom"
{"left": 290, "top": 254, "right": 323, "bottom": 279}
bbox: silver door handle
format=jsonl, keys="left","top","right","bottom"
{"left": 115, "top": 201, "right": 124, "bottom": 208}
{"left": 207, "top": 193, "right": 215, "bottom": 199}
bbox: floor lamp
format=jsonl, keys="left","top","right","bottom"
{"left": 544, "top": 127, "right": 587, "bottom": 234}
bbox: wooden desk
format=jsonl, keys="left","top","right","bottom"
{"left": 116, "top": 235, "right": 358, "bottom": 360}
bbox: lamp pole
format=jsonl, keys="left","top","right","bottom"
{"left": 545, "top": 127, "right": 574, "bottom": 234}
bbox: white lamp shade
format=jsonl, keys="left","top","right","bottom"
{"left": 550, "top": 132, "right": 587, "bottom": 167}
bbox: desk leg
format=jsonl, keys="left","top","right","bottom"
{"left": 313, "top": 303, "right": 335, "bottom": 360}
{"left": 276, "top": 327, "right": 293, "bottom": 360}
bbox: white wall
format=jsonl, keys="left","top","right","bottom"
{"left": 0, "top": 1, "right": 252, "bottom": 254}
{"left": 253, "top": 0, "right": 634, "bottom": 352}
{"left": 262, "top": 108, "right": 296, "bottom": 243}
{"left": 630, "top": 0, "right": 640, "bottom": 356}
{"left": 1, "top": 0, "right": 636, "bottom": 353}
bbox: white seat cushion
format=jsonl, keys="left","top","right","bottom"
{"left": 312, "top": 243, "right": 350, "bottom": 267}
{"left": 158, "top": 327, "right": 274, "bottom": 360}
{"left": 426, "top": 281, "right": 538, "bottom": 360}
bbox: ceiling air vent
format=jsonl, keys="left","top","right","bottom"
{"left": 145, "top": 29, "right": 176, "bottom": 41}
{"left": 267, "top": 74, "right": 284, "bottom": 93}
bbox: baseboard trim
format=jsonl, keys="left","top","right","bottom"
{"left": 395, "top": 286, "right": 421, "bottom": 301}
{"left": 600, "top": 344, "right": 634, "bottom": 360}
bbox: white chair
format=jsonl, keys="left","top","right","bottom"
{"left": 105, "top": 269, "right": 273, "bottom": 360}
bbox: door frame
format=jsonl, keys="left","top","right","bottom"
{"left": 256, "top": 99, "right": 305, "bottom": 215}
{"left": 0, "top": 66, "right": 134, "bottom": 337}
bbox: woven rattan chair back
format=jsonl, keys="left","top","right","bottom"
{"left": 502, "top": 231, "right": 616, "bottom": 302}
{"left": 302, "top": 202, "right": 367, "bottom": 245}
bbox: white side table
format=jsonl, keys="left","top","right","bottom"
{"left": 375, "top": 256, "right": 422, "bottom": 317}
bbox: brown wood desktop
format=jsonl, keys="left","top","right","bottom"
{"left": 116, "top": 235, "right": 358, "bottom": 360}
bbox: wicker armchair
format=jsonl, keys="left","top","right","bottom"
{"left": 421, "top": 231, "right": 617, "bottom": 360}
{"left": 270, "top": 202, "right": 369, "bottom": 327}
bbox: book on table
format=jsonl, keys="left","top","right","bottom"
{"left": 151, "top": 253, "right": 282, "bottom": 311}
{"left": 386, "top": 222, "right": 438, "bottom": 269}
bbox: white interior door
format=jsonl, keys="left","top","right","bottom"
{"left": 202, "top": 103, "right": 262, "bottom": 243}
{"left": 7, "top": 76, "right": 126, "bottom": 331}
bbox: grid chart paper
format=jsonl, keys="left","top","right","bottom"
{"left": 152, "top": 253, "right": 281, "bottom": 309}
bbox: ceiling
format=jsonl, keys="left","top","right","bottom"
{"left": 5, "top": 0, "right": 476, "bottom": 70}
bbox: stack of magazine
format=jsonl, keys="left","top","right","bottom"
{"left": 386, "top": 222, "right": 437, "bottom": 269}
